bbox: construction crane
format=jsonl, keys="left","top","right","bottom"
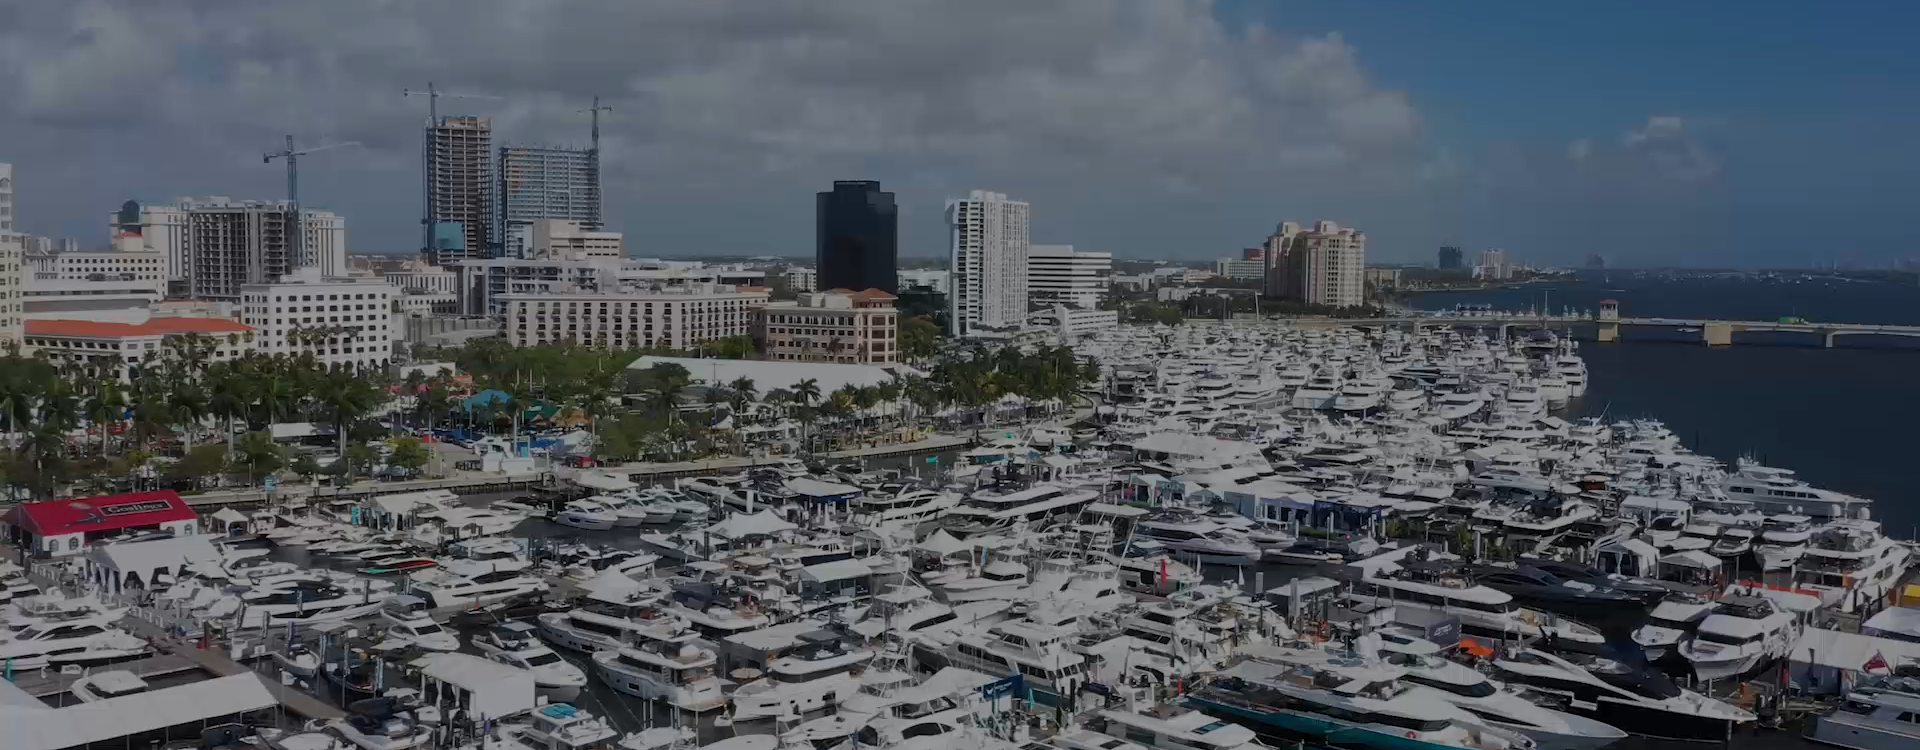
{"left": 578, "top": 95, "right": 613, "bottom": 155}
{"left": 402, "top": 82, "right": 501, "bottom": 259}
{"left": 263, "top": 135, "right": 360, "bottom": 272}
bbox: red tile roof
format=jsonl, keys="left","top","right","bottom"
{"left": 25, "top": 318, "right": 253, "bottom": 338}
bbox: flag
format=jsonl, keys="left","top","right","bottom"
{"left": 1864, "top": 650, "right": 1890, "bottom": 673}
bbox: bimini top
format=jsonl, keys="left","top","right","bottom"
{"left": 1, "top": 491, "right": 195, "bottom": 538}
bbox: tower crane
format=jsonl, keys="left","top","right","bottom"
{"left": 578, "top": 95, "right": 613, "bottom": 156}
{"left": 403, "top": 82, "right": 501, "bottom": 259}
{"left": 263, "top": 136, "right": 360, "bottom": 272}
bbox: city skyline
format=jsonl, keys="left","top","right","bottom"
{"left": 3, "top": 2, "right": 1919, "bottom": 267}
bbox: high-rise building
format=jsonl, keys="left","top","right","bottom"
{"left": 111, "top": 201, "right": 190, "bottom": 282}
{"left": 1264, "top": 221, "right": 1303, "bottom": 298}
{"left": 1298, "top": 221, "right": 1366, "bottom": 308}
{"left": 427, "top": 116, "right": 494, "bottom": 264}
{"left": 0, "top": 163, "right": 13, "bottom": 233}
{"left": 1475, "top": 249, "right": 1510, "bottom": 280}
{"left": 1027, "top": 245, "right": 1111, "bottom": 308}
{"left": 1438, "top": 246, "right": 1464, "bottom": 270}
{"left": 176, "top": 198, "right": 345, "bottom": 301}
{"left": 816, "top": 181, "right": 898, "bottom": 293}
{"left": 497, "top": 145, "right": 600, "bottom": 258}
{"left": 946, "top": 190, "right": 1029, "bottom": 337}
{"left": 0, "top": 232, "right": 22, "bottom": 351}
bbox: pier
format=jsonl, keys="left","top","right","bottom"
{"left": 1282, "top": 303, "right": 1920, "bottom": 347}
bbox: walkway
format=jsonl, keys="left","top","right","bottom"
{"left": 116, "top": 614, "right": 345, "bottom": 721}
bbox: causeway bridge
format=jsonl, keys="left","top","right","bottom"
{"left": 1279, "top": 301, "right": 1920, "bottom": 347}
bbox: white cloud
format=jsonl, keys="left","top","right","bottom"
{"left": 0, "top": 0, "right": 1431, "bottom": 255}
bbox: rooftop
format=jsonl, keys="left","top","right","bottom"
{"left": 26, "top": 318, "right": 252, "bottom": 338}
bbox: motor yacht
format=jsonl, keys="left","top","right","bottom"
{"left": 1678, "top": 595, "right": 1799, "bottom": 682}
{"left": 1192, "top": 657, "right": 1535, "bottom": 750}
{"left": 1629, "top": 595, "right": 1715, "bottom": 662}
{"left": 69, "top": 669, "right": 151, "bottom": 702}
{"left": 1491, "top": 649, "right": 1752, "bottom": 743}
{"left": 1135, "top": 518, "right": 1262, "bottom": 565}
{"left": 556, "top": 499, "right": 620, "bottom": 531}
{"left": 474, "top": 621, "right": 589, "bottom": 703}
{"left": 1802, "top": 680, "right": 1920, "bottom": 750}
{"left": 377, "top": 595, "right": 460, "bottom": 652}
{"left": 729, "top": 633, "right": 875, "bottom": 719}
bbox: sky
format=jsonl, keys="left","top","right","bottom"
{"left": 2, "top": 1, "right": 1917, "bottom": 267}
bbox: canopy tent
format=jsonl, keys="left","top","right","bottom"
{"left": 209, "top": 507, "right": 249, "bottom": 530}
{"left": 574, "top": 473, "right": 637, "bottom": 493}
{"left": 915, "top": 529, "right": 970, "bottom": 557}
{"left": 707, "top": 510, "right": 799, "bottom": 540}
{"left": 1660, "top": 550, "right": 1722, "bottom": 569}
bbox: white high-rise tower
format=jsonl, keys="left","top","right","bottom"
{"left": 946, "top": 190, "right": 1030, "bottom": 337}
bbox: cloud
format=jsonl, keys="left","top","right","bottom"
{"left": 0, "top": 0, "right": 1431, "bottom": 256}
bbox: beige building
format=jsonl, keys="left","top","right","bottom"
{"left": 529, "top": 219, "right": 622, "bottom": 261}
{"left": 23, "top": 317, "right": 256, "bottom": 382}
{"left": 753, "top": 288, "right": 899, "bottom": 364}
{"left": 503, "top": 282, "right": 770, "bottom": 350}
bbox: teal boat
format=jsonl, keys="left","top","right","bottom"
{"left": 1184, "top": 660, "right": 1534, "bottom": 750}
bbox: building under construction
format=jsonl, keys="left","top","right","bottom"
{"left": 427, "top": 116, "right": 494, "bottom": 264}
{"left": 497, "top": 145, "right": 600, "bottom": 258}
{"left": 184, "top": 199, "right": 344, "bottom": 301}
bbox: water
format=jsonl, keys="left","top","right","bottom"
{"left": 1406, "top": 273, "right": 1920, "bottom": 539}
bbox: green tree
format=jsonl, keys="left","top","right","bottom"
{"left": 231, "top": 430, "right": 287, "bottom": 482}
{"left": 291, "top": 453, "right": 322, "bottom": 480}
{"left": 170, "top": 443, "right": 229, "bottom": 489}
{"left": 343, "top": 441, "right": 377, "bottom": 479}
{"left": 388, "top": 436, "right": 430, "bottom": 474}
{"left": 898, "top": 316, "right": 939, "bottom": 360}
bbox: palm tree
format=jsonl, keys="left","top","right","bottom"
{"left": 167, "top": 385, "right": 209, "bottom": 451}
{"left": 208, "top": 373, "right": 247, "bottom": 452}
{"left": 84, "top": 381, "right": 127, "bottom": 458}
{"left": 317, "top": 373, "right": 377, "bottom": 458}
{"left": 793, "top": 378, "right": 822, "bottom": 409}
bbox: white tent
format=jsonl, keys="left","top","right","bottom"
{"left": 708, "top": 510, "right": 799, "bottom": 540}
{"left": 574, "top": 472, "right": 637, "bottom": 493}
{"left": 209, "top": 507, "right": 249, "bottom": 530}
{"left": 915, "top": 529, "right": 970, "bottom": 557}
{"left": 1660, "top": 550, "right": 1721, "bottom": 569}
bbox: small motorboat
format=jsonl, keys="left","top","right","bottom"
{"left": 273, "top": 644, "right": 323, "bottom": 679}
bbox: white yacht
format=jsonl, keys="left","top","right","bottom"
{"left": 933, "top": 619, "right": 1087, "bottom": 701}
{"left": 939, "top": 484, "right": 1100, "bottom": 535}
{"left": 1630, "top": 595, "right": 1714, "bottom": 662}
{"left": 1678, "top": 595, "right": 1799, "bottom": 682}
{"left": 405, "top": 567, "right": 547, "bottom": 612}
{"left": 504, "top": 704, "right": 620, "bottom": 750}
{"left": 1088, "top": 708, "right": 1263, "bottom": 750}
{"left": 555, "top": 499, "right": 620, "bottom": 531}
{"left": 69, "top": 669, "right": 151, "bottom": 702}
{"left": 1491, "top": 649, "right": 1753, "bottom": 743}
{"left": 474, "top": 621, "right": 589, "bottom": 703}
{"left": 1724, "top": 460, "right": 1872, "bottom": 520}
{"left": 851, "top": 488, "right": 961, "bottom": 526}
{"left": 1135, "top": 518, "right": 1261, "bottom": 565}
{"left": 1354, "top": 573, "right": 1605, "bottom": 649}
{"left": 1754, "top": 514, "right": 1813, "bottom": 570}
{"left": 729, "top": 633, "right": 874, "bottom": 719}
{"left": 1366, "top": 635, "right": 1628, "bottom": 750}
{"left": 537, "top": 590, "right": 688, "bottom": 654}
{"left": 1803, "top": 683, "right": 1920, "bottom": 750}
{"left": 1194, "top": 657, "right": 1534, "bottom": 750}
{"left": 1291, "top": 374, "right": 1342, "bottom": 410}
{"left": 1792, "top": 519, "right": 1911, "bottom": 613}
{"left": 590, "top": 632, "right": 726, "bottom": 711}
{"left": 378, "top": 596, "right": 461, "bottom": 652}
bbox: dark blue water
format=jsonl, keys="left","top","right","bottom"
{"left": 1406, "top": 274, "right": 1920, "bottom": 539}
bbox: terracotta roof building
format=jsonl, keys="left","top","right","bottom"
{"left": 752, "top": 288, "right": 899, "bottom": 364}
{"left": 23, "top": 317, "right": 255, "bottom": 382}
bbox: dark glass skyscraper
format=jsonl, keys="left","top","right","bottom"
{"left": 816, "top": 180, "right": 898, "bottom": 293}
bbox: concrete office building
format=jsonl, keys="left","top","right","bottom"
{"left": 110, "top": 201, "right": 191, "bottom": 282}
{"left": 385, "top": 261, "right": 459, "bottom": 294}
{"left": 1027, "top": 245, "right": 1111, "bottom": 308}
{"left": 753, "top": 289, "right": 899, "bottom": 364}
{"left": 784, "top": 266, "right": 818, "bottom": 293}
{"left": 497, "top": 145, "right": 600, "bottom": 258}
{"left": 947, "top": 190, "right": 1029, "bottom": 337}
{"left": 502, "top": 282, "right": 769, "bottom": 349}
{"left": 1213, "top": 257, "right": 1265, "bottom": 282}
{"left": 897, "top": 269, "right": 951, "bottom": 296}
{"left": 816, "top": 181, "right": 898, "bottom": 293}
{"left": 25, "top": 246, "right": 165, "bottom": 284}
{"left": 180, "top": 199, "right": 345, "bottom": 301}
{"left": 0, "top": 163, "right": 13, "bottom": 233}
{"left": 527, "top": 219, "right": 622, "bottom": 261}
{"left": 427, "top": 116, "right": 494, "bottom": 263}
{"left": 452, "top": 258, "right": 764, "bottom": 318}
{"left": 239, "top": 269, "right": 396, "bottom": 373}
{"left": 0, "top": 232, "right": 21, "bottom": 350}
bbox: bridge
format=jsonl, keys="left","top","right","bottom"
{"left": 1272, "top": 302, "right": 1920, "bottom": 347}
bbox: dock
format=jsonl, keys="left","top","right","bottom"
{"left": 116, "top": 614, "right": 345, "bottom": 721}
{"left": 8, "top": 653, "right": 199, "bottom": 698}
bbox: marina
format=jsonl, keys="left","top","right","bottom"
{"left": 5, "top": 319, "right": 1919, "bottom": 750}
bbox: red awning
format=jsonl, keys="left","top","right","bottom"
{"left": 2, "top": 491, "right": 196, "bottom": 537}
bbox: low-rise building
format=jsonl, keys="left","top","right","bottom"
{"left": 527, "top": 219, "right": 622, "bottom": 260}
{"left": 1212, "top": 257, "right": 1265, "bottom": 282}
{"left": 1363, "top": 267, "right": 1403, "bottom": 291}
{"left": 503, "top": 282, "right": 769, "bottom": 349}
{"left": 23, "top": 316, "right": 255, "bottom": 382}
{"left": 394, "top": 290, "right": 460, "bottom": 316}
{"left": 1027, "top": 245, "right": 1111, "bottom": 308}
{"left": 385, "top": 261, "right": 459, "bottom": 294}
{"left": 1034, "top": 304, "right": 1119, "bottom": 339}
{"left": 753, "top": 288, "right": 898, "bottom": 364}
{"left": 897, "top": 268, "right": 951, "bottom": 295}
{"left": 784, "top": 266, "right": 818, "bottom": 293}
{"left": 25, "top": 246, "right": 166, "bottom": 284}
{"left": 239, "top": 269, "right": 396, "bottom": 373}
{"left": 21, "top": 277, "right": 165, "bottom": 323}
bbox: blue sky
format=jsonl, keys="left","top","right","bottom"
{"left": 2, "top": 1, "right": 1916, "bottom": 267}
